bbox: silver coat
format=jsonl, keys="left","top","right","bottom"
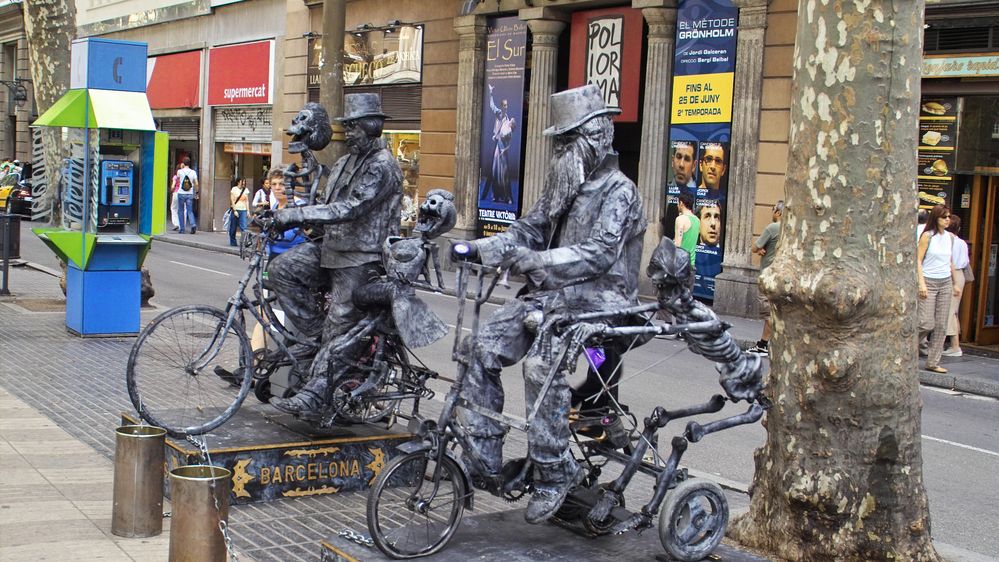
{"left": 476, "top": 153, "right": 647, "bottom": 311}
{"left": 279, "top": 138, "right": 402, "bottom": 269}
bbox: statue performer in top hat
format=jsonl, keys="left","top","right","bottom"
{"left": 450, "top": 84, "right": 647, "bottom": 524}
{"left": 268, "top": 93, "right": 403, "bottom": 417}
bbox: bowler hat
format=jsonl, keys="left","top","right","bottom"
{"left": 543, "top": 84, "right": 620, "bottom": 136}
{"left": 334, "top": 93, "right": 390, "bottom": 122}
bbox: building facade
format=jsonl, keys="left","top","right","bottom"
{"left": 450, "top": 0, "right": 999, "bottom": 347}
{"left": 76, "top": 0, "right": 288, "bottom": 233}
{"left": 0, "top": 0, "right": 32, "bottom": 163}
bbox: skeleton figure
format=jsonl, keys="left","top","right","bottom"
{"left": 647, "top": 237, "right": 765, "bottom": 403}
{"left": 450, "top": 84, "right": 647, "bottom": 524}
{"left": 355, "top": 189, "right": 457, "bottom": 348}
{"left": 283, "top": 102, "right": 332, "bottom": 204}
{"left": 268, "top": 95, "right": 403, "bottom": 417}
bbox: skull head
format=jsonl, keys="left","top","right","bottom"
{"left": 647, "top": 237, "right": 694, "bottom": 306}
{"left": 287, "top": 102, "right": 333, "bottom": 154}
{"left": 414, "top": 189, "right": 457, "bottom": 240}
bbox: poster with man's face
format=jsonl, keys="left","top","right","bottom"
{"left": 696, "top": 141, "right": 728, "bottom": 206}
{"left": 663, "top": 140, "right": 698, "bottom": 239}
{"left": 668, "top": 141, "right": 698, "bottom": 190}
{"left": 694, "top": 202, "right": 724, "bottom": 297}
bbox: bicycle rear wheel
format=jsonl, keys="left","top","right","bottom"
{"left": 367, "top": 450, "right": 466, "bottom": 559}
{"left": 127, "top": 305, "right": 253, "bottom": 436}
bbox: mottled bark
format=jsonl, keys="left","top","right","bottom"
{"left": 23, "top": 0, "right": 75, "bottom": 226}
{"left": 728, "top": 2, "right": 941, "bottom": 561}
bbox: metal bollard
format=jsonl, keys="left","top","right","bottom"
{"left": 111, "top": 425, "right": 167, "bottom": 537}
{"left": 168, "top": 465, "right": 232, "bottom": 562}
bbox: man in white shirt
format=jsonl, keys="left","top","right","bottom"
{"left": 175, "top": 157, "right": 200, "bottom": 234}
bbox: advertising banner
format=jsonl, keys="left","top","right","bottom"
{"left": 207, "top": 41, "right": 273, "bottom": 106}
{"left": 567, "top": 7, "right": 644, "bottom": 122}
{"left": 917, "top": 97, "right": 958, "bottom": 209}
{"left": 664, "top": 0, "right": 738, "bottom": 300}
{"left": 477, "top": 17, "right": 527, "bottom": 238}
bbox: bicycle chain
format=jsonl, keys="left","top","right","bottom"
{"left": 339, "top": 528, "right": 374, "bottom": 548}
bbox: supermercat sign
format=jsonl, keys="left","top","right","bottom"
{"left": 923, "top": 53, "right": 999, "bottom": 78}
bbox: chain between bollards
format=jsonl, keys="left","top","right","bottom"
{"left": 186, "top": 434, "right": 239, "bottom": 562}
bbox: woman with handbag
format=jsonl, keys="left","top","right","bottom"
{"left": 916, "top": 204, "right": 961, "bottom": 373}
{"left": 228, "top": 177, "right": 250, "bottom": 247}
{"left": 943, "top": 215, "right": 972, "bottom": 357}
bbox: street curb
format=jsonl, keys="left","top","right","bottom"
{"left": 22, "top": 261, "right": 61, "bottom": 277}
{"left": 152, "top": 234, "right": 240, "bottom": 256}
{"left": 917, "top": 368, "right": 999, "bottom": 400}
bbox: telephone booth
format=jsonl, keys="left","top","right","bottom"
{"left": 31, "top": 38, "right": 167, "bottom": 336}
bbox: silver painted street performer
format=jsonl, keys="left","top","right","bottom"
{"left": 450, "top": 84, "right": 647, "bottom": 524}
{"left": 268, "top": 94, "right": 402, "bottom": 416}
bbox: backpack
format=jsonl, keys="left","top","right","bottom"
{"left": 181, "top": 174, "right": 193, "bottom": 191}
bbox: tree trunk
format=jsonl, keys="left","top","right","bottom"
{"left": 319, "top": 0, "right": 346, "bottom": 167}
{"left": 728, "top": 2, "right": 941, "bottom": 561}
{"left": 23, "top": 0, "right": 75, "bottom": 227}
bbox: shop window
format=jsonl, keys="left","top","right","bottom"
{"left": 383, "top": 129, "right": 420, "bottom": 229}
{"left": 956, "top": 97, "right": 999, "bottom": 173}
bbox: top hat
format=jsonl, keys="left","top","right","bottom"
{"left": 543, "top": 84, "right": 620, "bottom": 136}
{"left": 334, "top": 93, "right": 390, "bottom": 122}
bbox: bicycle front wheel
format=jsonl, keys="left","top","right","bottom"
{"left": 127, "top": 305, "right": 253, "bottom": 436}
{"left": 367, "top": 450, "right": 466, "bottom": 559}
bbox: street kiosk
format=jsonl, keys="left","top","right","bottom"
{"left": 32, "top": 38, "right": 167, "bottom": 336}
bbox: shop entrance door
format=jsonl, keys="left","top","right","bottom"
{"left": 969, "top": 175, "right": 999, "bottom": 346}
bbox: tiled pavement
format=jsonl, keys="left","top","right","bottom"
{"left": 0, "top": 386, "right": 172, "bottom": 561}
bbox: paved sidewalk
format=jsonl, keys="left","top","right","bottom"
{"left": 154, "top": 230, "right": 999, "bottom": 400}
{"left": 0, "top": 387, "right": 173, "bottom": 562}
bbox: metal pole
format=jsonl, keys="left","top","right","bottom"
{"left": 320, "top": 0, "right": 347, "bottom": 167}
{"left": 1, "top": 212, "right": 11, "bottom": 296}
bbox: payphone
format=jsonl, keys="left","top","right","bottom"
{"left": 98, "top": 159, "right": 134, "bottom": 229}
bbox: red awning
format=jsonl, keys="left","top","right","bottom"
{"left": 147, "top": 50, "right": 201, "bottom": 109}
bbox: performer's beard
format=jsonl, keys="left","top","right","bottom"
{"left": 347, "top": 135, "right": 377, "bottom": 155}
{"left": 543, "top": 134, "right": 600, "bottom": 222}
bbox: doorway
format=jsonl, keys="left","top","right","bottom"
{"left": 961, "top": 175, "right": 999, "bottom": 347}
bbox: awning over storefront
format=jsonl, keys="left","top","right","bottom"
{"left": 33, "top": 88, "right": 157, "bottom": 131}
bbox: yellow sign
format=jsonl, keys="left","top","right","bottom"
{"left": 670, "top": 73, "right": 734, "bottom": 124}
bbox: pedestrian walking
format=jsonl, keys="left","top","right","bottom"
{"left": 749, "top": 201, "right": 783, "bottom": 356}
{"left": 916, "top": 208, "right": 930, "bottom": 355}
{"left": 943, "top": 215, "right": 971, "bottom": 357}
{"left": 228, "top": 177, "right": 249, "bottom": 247}
{"left": 917, "top": 204, "right": 960, "bottom": 373}
{"left": 169, "top": 164, "right": 182, "bottom": 231}
{"left": 673, "top": 191, "right": 699, "bottom": 291}
{"left": 175, "top": 157, "right": 199, "bottom": 234}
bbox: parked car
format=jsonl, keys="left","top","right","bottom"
{"left": 0, "top": 171, "right": 32, "bottom": 217}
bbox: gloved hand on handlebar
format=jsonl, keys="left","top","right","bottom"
{"left": 450, "top": 240, "right": 480, "bottom": 263}
{"left": 272, "top": 207, "right": 304, "bottom": 230}
{"left": 507, "top": 247, "right": 547, "bottom": 288}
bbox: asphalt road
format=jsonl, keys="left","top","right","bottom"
{"left": 13, "top": 225, "right": 999, "bottom": 558}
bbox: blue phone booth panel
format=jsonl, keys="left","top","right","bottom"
{"left": 66, "top": 265, "right": 140, "bottom": 336}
